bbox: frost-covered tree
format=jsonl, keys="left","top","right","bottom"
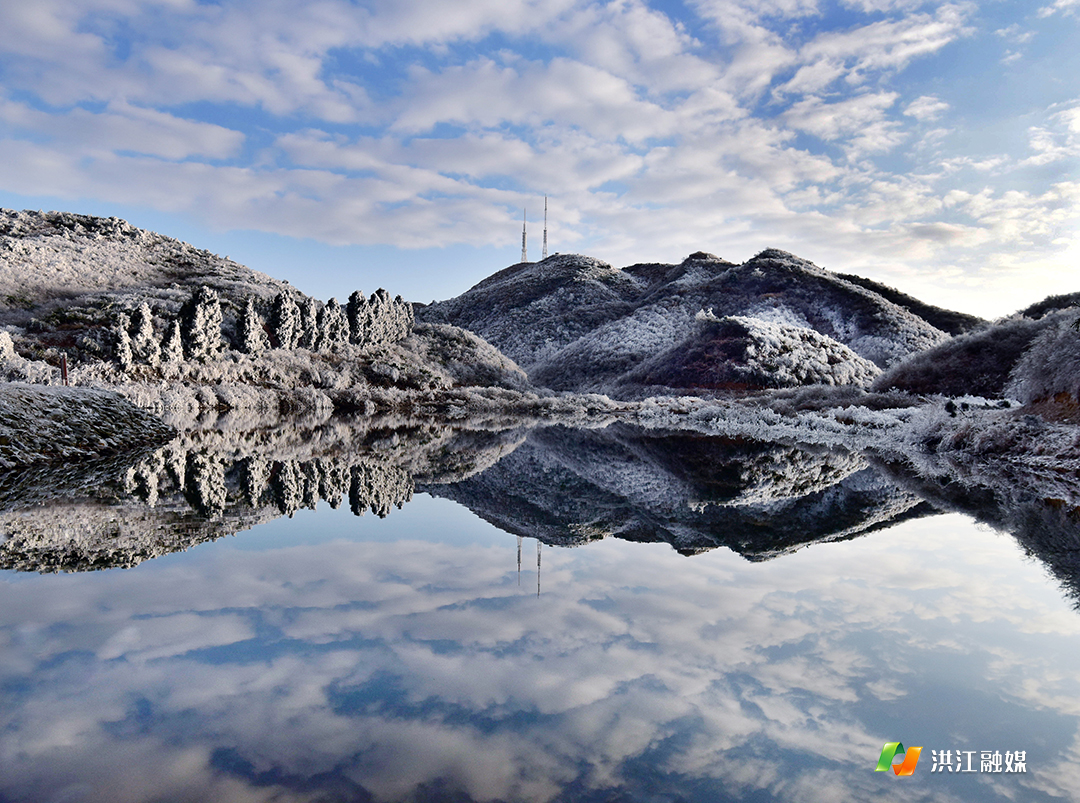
{"left": 298, "top": 297, "right": 320, "bottom": 350}
{"left": 319, "top": 458, "right": 348, "bottom": 509}
{"left": 113, "top": 312, "right": 133, "bottom": 370}
{"left": 317, "top": 298, "right": 349, "bottom": 352}
{"left": 349, "top": 462, "right": 414, "bottom": 518}
{"left": 271, "top": 460, "right": 302, "bottom": 515}
{"left": 270, "top": 292, "right": 300, "bottom": 350}
{"left": 240, "top": 456, "right": 269, "bottom": 507}
{"left": 130, "top": 302, "right": 160, "bottom": 367}
{"left": 300, "top": 461, "right": 320, "bottom": 509}
{"left": 393, "top": 294, "right": 415, "bottom": 342}
{"left": 184, "top": 451, "right": 226, "bottom": 517}
{"left": 238, "top": 297, "right": 269, "bottom": 354}
{"left": 179, "top": 285, "right": 223, "bottom": 361}
{"left": 161, "top": 320, "right": 184, "bottom": 369}
{"left": 369, "top": 288, "right": 392, "bottom": 344}
{"left": 347, "top": 290, "right": 368, "bottom": 345}
{"left": 0, "top": 331, "right": 15, "bottom": 361}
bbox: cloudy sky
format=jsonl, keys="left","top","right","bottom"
{"left": 0, "top": 0, "right": 1077, "bottom": 315}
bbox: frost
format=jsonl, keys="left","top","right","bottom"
{"left": 237, "top": 297, "right": 269, "bottom": 355}
{"left": 270, "top": 292, "right": 301, "bottom": 350}
{"left": 180, "top": 285, "right": 223, "bottom": 361}
{"left": 1006, "top": 310, "right": 1080, "bottom": 404}
{"left": 130, "top": 302, "right": 160, "bottom": 368}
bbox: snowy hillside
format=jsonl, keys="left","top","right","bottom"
{"left": 874, "top": 298, "right": 1080, "bottom": 408}
{"left": 0, "top": 208, "right": 548, "bottom": 427}
{"left": 0, "top": 209, "right": 290, "bottom": 317}
{"left": 419, "top": 249, "right": 968, "bottom": 397}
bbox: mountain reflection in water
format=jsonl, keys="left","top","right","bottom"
{"left": 2, "top": 421, "right": 1080, "bottom": 802}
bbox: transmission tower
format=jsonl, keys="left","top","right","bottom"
{"left": 542, "top": 196, "right": 548, "bottom": 259}
{"left": 520, "top": 208, "right": 528, "bottom": 263}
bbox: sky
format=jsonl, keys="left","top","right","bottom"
{"left": 0, "top": 0, "right": 1078, "bottom": 317}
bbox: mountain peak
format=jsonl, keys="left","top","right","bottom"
{"left": 420, "top": 248, "right": 970, "bottom": 396}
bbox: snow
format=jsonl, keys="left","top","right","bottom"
{"left": 0, "top": 383, "right": 173, "bottom": 469}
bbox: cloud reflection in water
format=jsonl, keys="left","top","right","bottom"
{"left": 2, "top": 497, "right": 1079, "bottom": 803}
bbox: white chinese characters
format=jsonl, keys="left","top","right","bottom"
{"left": 929, "top": 750, "right": 1026, "bottom": 773}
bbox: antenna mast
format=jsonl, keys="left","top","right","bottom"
{"left": 542, "top": 196, "right": 548, "bottom": 259}
{"left": 520, "top": 208, "right": 528, "bottom": 263}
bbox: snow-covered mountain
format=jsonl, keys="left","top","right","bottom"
{"left": 419, "top": 249, "right": 984, "bottom": 397}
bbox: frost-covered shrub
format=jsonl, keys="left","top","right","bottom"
{"left": 0, "top": 331, "right": 14, "bottom": 361}
{"left": 873, "top": 315, "right": 1047, "bottom": 398}
{"left": 623, "top": 312, "right": 880, "bottom": 393}
{"left": 1007, "top": 312, "right": 1080, "bottom": 403}
{"left": 270, "top": 293, "right": 300, "bottom": 350}
{"left": 113, "top": 312, "right": 133, "bottom": 370}
{"left": 130, "top": 302, "right": 160, "bottom": 367}
{"left": 732, "top": 315, "right": 881, "bottom": 387}
{"left": 237, "top": 297, "right": 269, "bottom": 354}
{"left": 179, "top": 285, "right": 223, "bottom": 361}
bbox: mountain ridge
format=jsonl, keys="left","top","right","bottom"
{"left": 419, "top": 249, "right": 984, "bottom": 397}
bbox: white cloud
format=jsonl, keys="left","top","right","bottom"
{"left": 904, "top": 94, "right": 949, "bottom": 121}
{"left": 391, "top": 56, "right": 681, "bottom": 143}
{"left": 782, "top": 92, "right": 904, "bottom": 157}
{"left": 1022, "top": 103, "right": 1080, "bottom": 166}
{"left": 778, "top": 3, "right": 972, "bottom": 94}
{"left": 1039, "top": 0, "right": 1080, "bottom": 17}
{"left": 0, "top": 96, "right": 244, "bottom": 160}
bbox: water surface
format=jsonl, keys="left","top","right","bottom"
{"left": 3, "top": 483, "right": 1080, "bottom": 802}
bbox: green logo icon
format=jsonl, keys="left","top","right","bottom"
{"left": 876, "top": 742, "right": 923, "bottom": 776}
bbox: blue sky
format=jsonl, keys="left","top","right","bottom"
{"left": 0, "top": 0, "right": 1078, "bottom": 316}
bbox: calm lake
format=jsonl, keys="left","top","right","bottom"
{"left": 2, "top": 424, "right": 1079, "bottom": 802}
